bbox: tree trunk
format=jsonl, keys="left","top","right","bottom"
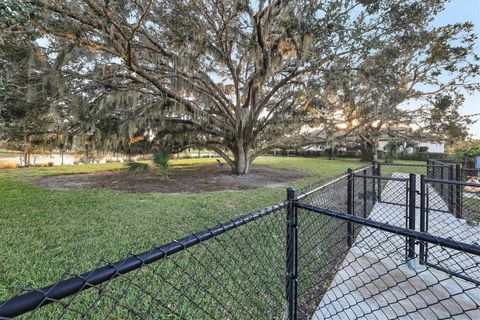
{"left": 232, "top": 142, "right": 251, "bottom": 175}
{"left": 327, "top": 147, "right": 336, "bottom": 160}
{"left": 23, "top": 152, "right": 32, "bottom": 166}
{"left": 360, "top": 141, "right": 375, "bottom": 162}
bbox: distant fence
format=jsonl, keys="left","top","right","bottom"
{"left": 264, "top": 149, "right": 361, "bottom": 158}
{"left": 1, "top": 163, "right": 479, "bottom": 319}
{"left": 0, "top": 152, "right": 125, "bottom": 166}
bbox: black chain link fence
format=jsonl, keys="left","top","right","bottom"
{"left": 1, "top": 162, "right": 479, "bottom": 319}
{"left": 283, "top": 166, "right": 377, "bottom": 318}
{"left": 297, "top": 164, "right": 480, "bottom": 319}
{"left": 462, "top": 167, "right": 480, "bottom": 181}
{"left": 295, "top": 164, "right": 480, "bottom": 319}
{"left": 294, "top": 204, "right": 480, "bottom": 319}
{"left": 0, "top": 203, "right": 288, "bottom": 319}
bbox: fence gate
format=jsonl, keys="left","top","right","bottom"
{"left": 420, "top": 175, "right": 480, "bottom": 285}
{"left": 351, "top": 170, "right": 416, "bottom": 261}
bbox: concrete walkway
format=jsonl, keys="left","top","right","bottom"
{"left": 314, "top": 173, "right": 480, "bottom": 319}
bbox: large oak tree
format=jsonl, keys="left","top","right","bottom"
{"left": 5, "top": 0, "right": 475, "bottom": 172}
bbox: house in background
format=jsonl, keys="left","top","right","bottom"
{"left": 375, "top": 124, "right": 446, "bottom": 155}
{"left": 377, "top": 139, "right": 445, "bottom": 154}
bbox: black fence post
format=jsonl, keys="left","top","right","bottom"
{"left": 363, "top": 168, "right": 367, "bottom": 217}
{"left": 372, "top": 161, "right": 377, "bottom": 205}
{"left": 286, "top": 188, "right": 297, "bottom": 320}
{"left": 419, "top": 175, "right": 426, "bottom": 265}
{"left": 448, "top": 165, "right": 454, "bottom": 213}
{"left": 432, "top": 162, "right": 436, "bottom": 189}
{"left": 455, "top": 164, "right": 462, "bottom": 218}
{"left": 377, "top": 162, "right": 382, "bottom": 202}
{"left": 408, "top": 173, "right": 416, "bottom": 264}
{"left": 347, "top": 169, "right": 354, "bottom": 247}
{"left": 440, "top": 165, "right": 444, "bottom": 198}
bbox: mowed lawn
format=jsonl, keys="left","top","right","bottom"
{"left": 0, "top": 156, "right": 365, "bottom": 300}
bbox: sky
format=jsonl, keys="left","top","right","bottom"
{"left": 434, "top": 0, "right": 480, "bottom": 138}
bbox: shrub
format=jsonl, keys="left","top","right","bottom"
{"left": 415, "top": 146, "right": 429, "bottom": 153}
{"left": 34, "top": 163, "right": 50, "bottom": 167}
{"left": 462, "top": 146, "right": 480, "bottom": 158}
{"left": 126, "top": 162, "right": 150, "bottom": 175}
{"left": 0, "top": 161, "right": 17, "bottom": 169}
{"left": 384, "top": 140, "right": 401, "bottom": 163}
{"left": 48, "top": 162, "right": 54, "bottom": 167}
{"left": 153, "top": 149, "right": 171, "bottom": 170}
{"left": 449, "top": 140, "right": 480, "bottom": 158}
{"left": 397, "top": 152, "right": 445, "bottom": 161}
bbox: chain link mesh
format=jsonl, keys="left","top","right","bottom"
{"left": 310, "top": 223, "right": 480, "bottom": 319}
{"left": 296, "top": 168, "right": 480, "bottom": 320}
{"left": 0, "top": 205, "right": 287, "bottom": 319}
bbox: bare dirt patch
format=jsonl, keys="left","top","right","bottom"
{"left": 35, "top": 165, "right": 308, "bottom": 193}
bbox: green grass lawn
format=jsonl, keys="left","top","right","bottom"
{"left": 0, "top": 156, "right": 368, "bottom": 302}
{"left": 0, "top": 149, "right": 21, "bottom": 154}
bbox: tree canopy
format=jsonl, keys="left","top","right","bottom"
{"left": 315, "top": 14, "right": 479, "bottom": 160}
{"left": 0, "top": 2, "right": 72, "bottom": 164}
{"left": 1, "top": 0, "right": 478, "bottom": 171}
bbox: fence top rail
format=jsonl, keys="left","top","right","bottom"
{"left": 0, "top": 201, "right": 286, "bottom": 318}
{"left": 424, "top": 177, "right": 480, "bottom": 188}
{"left": 353, "top": 174, "right": 408, "bottom": 182}
{"left": 296, "top": 203, "right": 480, "bottom": 257}
{"left": 295, "top": 165, "right": 373, "bottom": 201}
{"left": 428, "top": 159, "right": 460, "bottom": 166}
{"left": 380, "top": 162, "right": 449, "bottom": 168}
{"left": 296, "top": 174, "right": 347, "bottom": 200}
{"left": 352, "top": 165, "right": 375, "bottom": 174}
{"left": 429, "top": 158, "right": 463, "bottom": 164}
